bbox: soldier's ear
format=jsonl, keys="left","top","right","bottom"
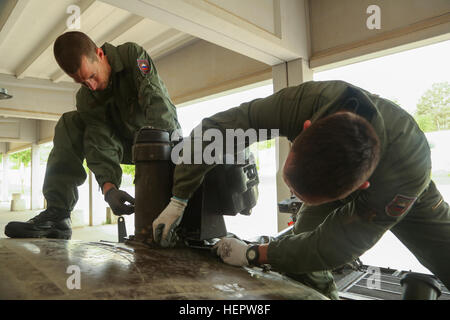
{"left": 359, "top": 181, "right": 370, "bottom": 190}
{"left": 96, "top": 47, "right": 104, "bottom": 60}
{"left": 303, "top": 120, "right": 312, "bottom": 130}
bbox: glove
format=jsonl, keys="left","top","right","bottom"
{"left": 104, "top": 188, "right": 135, "bottom": 216}
{"left": 213, "top": 238, "right": 249, "bottom": 267}
{"left": 153, "top": 197, "right": 188, "bottom": 248}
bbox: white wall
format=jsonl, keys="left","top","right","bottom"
{"left": 309, "top": 0, "right": 450, "bottom": 69}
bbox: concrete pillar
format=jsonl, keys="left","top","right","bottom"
{"left": 1, "top": 153, "right": 9, "bottom": 202}
{"left": 30, "top": 143, "right": 42, "bottom": 209}
{"left": 272, "top": 58, "right": 313, "bottom": 232}
{"left": 89, "top": 170, "right": 93, "bottom": 226}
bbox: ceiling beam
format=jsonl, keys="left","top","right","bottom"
{"left": 14, "top": 0, "right": 96, "bottom": 80}
{"left": 99, "top": 0, "right": 282, "bottom": 65}
{"left": 0, "top": 74, "right": 77, "bottom": 121}
{"left": 0, "top": 0, "right": 31, "bottom": 48}
{"left": 96, "top": 15, "right": 146, "bottom": 48}
{"left": 99, "top": 0, "right": 311, "bottom": 66}
{"left": 0, "top": 118, "right": 37, "bottom": 143}
{"left": 50, "top": 14, "right": 146, "bottom": 83}
{"left": 151, "top": 35, "right": 197, "bottom": 60}
{"left": 0, "top": 73, "right": 77, "bottom": 91}
{"left": 143, "top": 29, "right": 197, "bottom": 60}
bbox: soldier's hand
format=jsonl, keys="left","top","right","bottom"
{"left": 153, "top": 197, "right": 187, "bottom": 248}
{"left": 104, "top": 188, "right": 135, "bottom": 216}
{"left": 213, "top": 238, "right": 249, "bottom": 267}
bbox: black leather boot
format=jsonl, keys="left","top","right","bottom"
{"left": 5, "top": 208, "right": 72, "bottom": 239}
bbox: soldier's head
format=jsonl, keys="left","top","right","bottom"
{"left": 283, "top": 111, "right": 380, "bottom": 206}
{"left": 53, "top": 31, "right": 111, "bottom": 91}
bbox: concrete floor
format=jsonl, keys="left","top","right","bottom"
{"left": 0, "top": 201, "right": 134, "bottom": 243}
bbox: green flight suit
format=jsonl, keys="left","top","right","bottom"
{"left": 172, "top": 80, "right": 450, "bottom": 298}
{"left": 43, "top": 42, "right": 180, "bottom": 212}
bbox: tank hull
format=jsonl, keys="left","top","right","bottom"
{"left": 0, "top": 239, "right": 327, "bottom": 300}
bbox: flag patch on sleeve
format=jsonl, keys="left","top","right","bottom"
{"left": 137, "top": 59, "right": 150, "bottom": 75}
{"left": 385, "top": 194, "right": 417, "bottom": 217}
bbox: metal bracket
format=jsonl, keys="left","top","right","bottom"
{"left": 118, "top": 216, "right": 127, "bottom": 243}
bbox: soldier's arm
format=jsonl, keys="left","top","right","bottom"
{"left": 76, "top": 90, "right": 124, "bottom": 190}
{"left": 171, "top": 80, "right": 359, "bottom": 200}
{"left": 171, "top": 85, "right": 315, "bottom": 200}
{"left": 126, "top": 43, "right": 179, "bottom": 131}
{"left": 266, "top": 198, "right": 393, "bottom": 272}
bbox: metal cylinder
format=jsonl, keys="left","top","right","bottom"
{"left": 400, "top": 272, "right": 441, "bottom": 300}
{"left": 132, "top": 127, "right": 174, "bottom": 243}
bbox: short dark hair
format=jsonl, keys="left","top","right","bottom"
{"left": 53, "top": 31, "right": 98, "bottom": 74}
{"left": 284, "top": 111, "right": 381, "bottom": 200}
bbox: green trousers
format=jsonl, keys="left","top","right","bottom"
{"left": 287, "top": 180, "right": 450, "bottom": 299}
{"left": 42, "top": 111, "right": 132, "bottom": 212}
{"left": 287, "top": 201, "right": 343, "bottom": 300}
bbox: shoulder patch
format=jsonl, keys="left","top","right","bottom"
{"left": 137, "top": 59, "right": 150, "bottom": 75}
{"left": 385, "top": 194, "right": 417, "bottom": 217}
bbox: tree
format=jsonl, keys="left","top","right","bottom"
{"left": 415, "top": 82, "right": 450, "bottom": 132}
{"left": 121, "top": 164, "right": 135, "bottom": 177}
{"left": 415, "top": 114, "right": 436, "bottom": 133}
{"left": 8, "top": 149, "right": 31, "bottom": 194}
{"left": 9, "top": 149, "right": 31, "bottom": 169}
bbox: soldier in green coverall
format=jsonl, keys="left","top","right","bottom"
{"left": 153, "top": 80, "right": 450, "bottom": 299}
{"left": 5, "top": 31, "right": 180, "bottom": 239}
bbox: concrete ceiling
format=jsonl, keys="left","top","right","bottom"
{"left": 0, "top": 0, "right": 200, "bottom": 148}
{"left": 0, "top": 0, "right": 197, "bottom": 84}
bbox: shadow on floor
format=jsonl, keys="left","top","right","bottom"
{"left": 0, "top": 201, "right": 134, "bottom": 243}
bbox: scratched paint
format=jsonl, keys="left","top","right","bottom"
{"left": 0, "top": 239, "right": 328, "bottom": 300}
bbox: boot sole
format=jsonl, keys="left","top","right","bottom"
{"left": 5, "top": 222, "right": 72, "bottom": 240}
